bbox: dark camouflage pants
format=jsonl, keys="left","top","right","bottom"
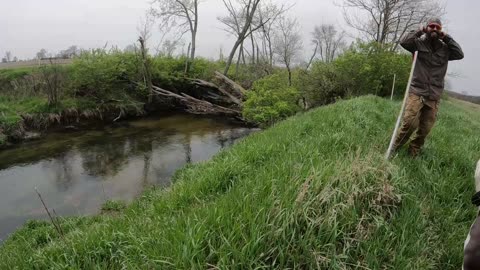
{"left": 393, "top": 93, "right": 438, "bottom": 156}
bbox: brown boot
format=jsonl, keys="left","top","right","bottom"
{"left": 408, "top": 145, "right": 420, "bottom": 157}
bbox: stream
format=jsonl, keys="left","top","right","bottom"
{"left": 0, "top": 114, "right": 255, "bottom": 242}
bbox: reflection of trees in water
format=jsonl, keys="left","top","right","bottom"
{"left": 145, "top": 133, "right": 192, "bottom": 187}
{"left": 142, "top": 152, "right": 151, "bottom": 187}
{"left": 215, "top": 128, "right": 252, "bottom": 149}
{"left": 79, "top": 132, "right": 161, "bottom": 179}
{"left": 183, "top": 134, "right": 192, "bottom": 164}
{"left": 215, "top": 130, "right": 229, "bottom": 148}
{"left": 80, "top": 137, "right": 132, "bottom": 177}
{"left": 140, "top": 138, "right": 154, "bottom": 187}
{"left": 43, "top": 151, "right": 75, "bottom": 192}
{"left": 74, "top": 125, "right": 252, "bottom": 182}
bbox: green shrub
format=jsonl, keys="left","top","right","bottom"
{"left": 298, "top": 42, "right": 411, "bottom": 107}
{"left": 227, "top": 63, "right": 271, "bottom": 89}
{"left": 298, "top": 63, "right": 346, "bottom": 106}
{"left": 70, "top": 49, "right": 143, "bottom": 101}
{"left": 243, "top": 73, "right": 301, "bottom": 125}
{"left": 151, "top": 56, "right": 222, "bottom": 81}
{"left": 333, "top": 42, "right": 411, "bottom": 98}
{"left": 151, "top": 56, "right": 186, "bottom": 78}
{"left": 189, "top": 57, "right": 224, "bottom": 80}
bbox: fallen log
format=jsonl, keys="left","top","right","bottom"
{"left": 189, "top": 78, "right": 243, "bottom": 107}
{"left": 214, "top": 71, "right": 247, "bottom": 99}
{"left": 151, "top": 85, "right": 242, "bottom": 118}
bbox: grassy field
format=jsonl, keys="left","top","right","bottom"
{"left": 0, "top": 96, "right": 479, "bottom": 269}
{"left": 0, "top": 59, "right": 72, "bottom": 70}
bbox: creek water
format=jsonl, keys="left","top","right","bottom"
{"left": 0, "top": 114, "right": 255, "bottom": 242}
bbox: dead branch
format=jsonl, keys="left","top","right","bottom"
{"left": 35, "top": 187, "right": 64, "bottom": 239}
{"left": 189, "top": 78, "right": 243, "bottom": 106}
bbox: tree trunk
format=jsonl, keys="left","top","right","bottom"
{"left": 286, "top": 64, "right": 292, "bottom": 87}
{"left": 224, "top": 40, "right": 242, "bottom": 75}
{"left": 268, "top": 37, "right": 273, "bottom": 68}
{"left": 256, "top": 44, "right": 260, "bottom": 64}
{"left": 189, "top": 31, "right": 196, "bottom": 71}
{"left": 241, "top": 45, "right": 246, "bottom": 65}
{"left": 235, "top": 43, "right": 243, "bottom": 78}
{"left": 306, "top": 42, "right": 319, "bottom": 70}
{"left": 184, "top": 42, "right": 192, "bottom": 75}
{"left": 223, "top": 0, "right": 262, "bottom": 75}
{"left": 190, "top": 0, "right": 198, "bottom": 67}
{"left": 139, "top": 37, "right": 153, "bottom": 103}
{"left": 250, "top": 28, "right": 255, "bottom": 64}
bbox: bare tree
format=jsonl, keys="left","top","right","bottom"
{"left": 273, "top": 16, "right": 303, "bottom": 86}
{"left": 257, "top": 1, "right": 290, "bottom": 69}
{"left": 138, "top": 14, "right": 155, "bottom": 46}
{"left": 124, "top": 44, "right": 137, "bottom": 53}
{"left": 156, "top": 39, "right": 182, "bottom": 57}
{"left": 57, "top": 46, "right": 79, "bottom": 59}
{"left": 137, "top": 14, "right": 155, "bottom": 103}
{"left": 4, "top": 51, "right": 12, "bottom": 62}
{"left": 218, "top": 0, "right": 266, "bottom": 75}
{"left": 41, "top": 60, "right": 65, "bottom": 106}
{"left": 36, "top": 49, "right": 48, "bottom": 60}
{"left": 139, "top": 37, "right": 154, "bottom": 103}
{"left": 311, "top": 24, "right": 346, "bottom": 63}
{"left": 342, "top": 0, "right": 445, "bottom": 50}
{"left": 151, "top": 0, "right": 199, "bottom": 71}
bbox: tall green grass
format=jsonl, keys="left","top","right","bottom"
{"left": 1, "top": 96, "right": 479, "bottom": 269}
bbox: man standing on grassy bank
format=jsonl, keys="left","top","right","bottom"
{"left": 393, "top": 18, "right": 464, "bottom": 157}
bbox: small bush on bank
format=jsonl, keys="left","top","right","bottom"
{"left": 298, "top": 42, "right": 411, "bottom": 108}
{"left": 69, "top": 49, "right": 143, "bottom": 101}
{"left": 297, "top": 62, "right": 346, "bottom": 107}
{"left": 333, "top": 42, "right": 411, "bottom": 98}
{"left": 243, "top": 73, "right": 301, "bottom": 125}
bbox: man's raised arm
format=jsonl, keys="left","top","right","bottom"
{"left": 443, "top": 34, "right": 464, "bottom": 60}
{"left": 400, "top": 29, "right": 424, "bottom": 53}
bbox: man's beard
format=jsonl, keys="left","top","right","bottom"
{"left": 427, "top": 31, "right": 440, "bottom": 40}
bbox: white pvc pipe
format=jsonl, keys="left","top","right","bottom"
{"left": 385, "top": 51, "right": 418, "bottom": 160}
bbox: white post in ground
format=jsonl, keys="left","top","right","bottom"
{"left": 385, "top": 51, "right": 418, "bottom": 160}
{"left": 390, "top": 74, "right": 396, "bottom": 100}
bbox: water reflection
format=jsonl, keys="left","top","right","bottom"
{"left": 46, "top": 152, "right": 75, "bottom": 192}
{"left": 0, "top": 114, "right": 256, "bottom": 241}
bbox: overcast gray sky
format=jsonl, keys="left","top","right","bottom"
{"left": 0, "top": 0, "right": 477, "bottom": 95}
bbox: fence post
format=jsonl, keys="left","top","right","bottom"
{"left": 390, "top": 74, "right": 396, "bottom": 100}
